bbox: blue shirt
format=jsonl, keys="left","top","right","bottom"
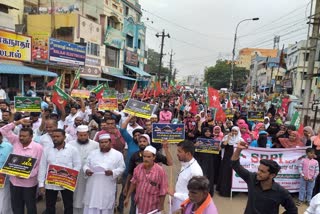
{"left": 0, "top": 141, "right": 13, "bottom": 168}
{"left": 120, "top": 128, "right": 139, "bottom": 175}
{"left": 250, "top": 139, "right": 273, "bottom": 148}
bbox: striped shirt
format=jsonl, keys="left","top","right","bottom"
{"left": 131, "top": 163, "right": 168, "bottom": 214}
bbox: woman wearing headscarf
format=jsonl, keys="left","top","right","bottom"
{"left": 263, "top": 116, "right": 270, "bottom": 130}
{"left": 279, "top": 131, "right": 304, "bottom": 148}
{"left": 224, "top": 120, "right": 233, "bottom": 134}
{"left": 250, "top": 131, "right": 273, "bottom": 148}
{"left": 184, "top": 111, "right": 199, "bottom": 142}
{"left": 213, "top": 126, "right": 224, "bottom": 141}
{"left": 194, "top": 127, "right": 220, "bottom": 196}
{"left": 232, "top": 111, "right": 241, "bottom": 126}
{"left": 212, "top": 126, "right": 223, "bottom": 186}
{"left": 302, "top": 126, "right": 314, "bottom": 146}
{"left": 217, "top": 126, "right": 245, "bottom": 197}
{"left": 239, "top": 123, "right": 253, "bottom": 144}
{"left": 215, "top": 120, "right": 226, "bottom": 134}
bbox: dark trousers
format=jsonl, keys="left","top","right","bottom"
{"left": 10, "top": 182, "right": 37, "bottom": 214}
{"left": 45, "top": 189, "right": 73, "bottom": 214}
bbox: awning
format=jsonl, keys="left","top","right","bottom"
{"left": 105, "top": 73, "right": 136, "bottom": 81}
{"left": 124, "top": 64, "right": 151, "bottom": 77}
{"left": 80, "top": 76, "right": 112, "bottom": 82}
{"left": 0, "top": 64, "right": 58, "bottom": 77}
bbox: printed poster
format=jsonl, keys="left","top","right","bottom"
{"left": 14, "top": 96, "right": 41, "bottom": 112}
{"left": 98, "top": 98, "right": 118, "bottom": 111}
{"left": 152, "top": 123, "right": 185, "bottom": 143}
{"left": 0, "top": 154, "right": 37, "bottom": 178}
{"left": 45, "top": 164, "right": 79, "bottom": 191}
{"left": 123, "top": 99, "right": 157, "bottom": 119}
{"left": 195, "top": 138, "right": 220, "bottom": 154}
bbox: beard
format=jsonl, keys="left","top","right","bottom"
{"left": 53, "top": 141, "right": 64, "bottom": 148}
{"left": 100, "top": 147, "right": 111, "bottom": 153}
{"left": 139, "top": 145, "right": 147, "bottom": 151}
{"left": 78, "top": 139, "right": 89, "bottom": 145}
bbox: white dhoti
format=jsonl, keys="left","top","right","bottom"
{"left": 73, "top": 207, "right": 84, "bottom": 214}
{"left": 83, "top": 207, "right": 113, "bottom": 214}
{"left": 0, "top": 183, "right": 12, "bottom": 214}
{"left": 171, "top": 197, "right": 183, "bottom": 214}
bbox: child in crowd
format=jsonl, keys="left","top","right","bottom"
{"left": 297, "top": 148, "right": 319, "bottom": 206}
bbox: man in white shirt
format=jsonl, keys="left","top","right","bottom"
{"left": 169, "top": 140, "right": 203, "bottom": 213}
{"left": 38, "top": 129, "right": 81, "bottom": 214}
{"left": 0, "top": 85, "right": 7, "bottom": 100}
{"left": 126, "top": 116, "right": 142, "bottom": 137}
{"left": 64, "top": 103, "right": 85, "bottom": 129}
{"left": 65, "top": 116, "right": 83, "bottom": 142}
{"left": 69, "top": 125, "right": 99, "bottom": 214}
{"left": 83, "top": 134, "right": 125, "bottom": 214}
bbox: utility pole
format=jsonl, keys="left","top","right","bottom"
{"left": 168, "top": 49, "right": 175, "bottom": 83}
{"left": 50, "top": 0, "right": 55, "bottom": 38}
{"left": 301, "top": 0, "right": 320, "bottom": 125}
{"left": 156, "top": 30, "right": 170, "bottom": 81}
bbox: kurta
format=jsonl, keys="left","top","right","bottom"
{"left": 69, "top": 139, "right": 99, "bottom": 210}
{"left": 83, "top": 148, "right": 125, "bottom": 211}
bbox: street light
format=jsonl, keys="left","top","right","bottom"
{"left": 230, "top": 17, "right": 259, "bottom": 91}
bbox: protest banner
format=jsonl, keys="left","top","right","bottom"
{"left": 0, "top": 154, "right": 37, "bottom": 178}
{"left": 98, "top": 98, "right": 118, "bottom": 111}
{"left": 14, "top": 96, "right": 41, "bottom": 112}
{"left": 71, "top": 89, "right": 90, "bottom": 98}
{"left": 0, "top": 173, "right": 6, "bottom": 188}
{"left": 247, "top": 111, "right": 265, "bottom": 122}
{"left": 224, "top": 108, "right": 233, "bottom": 119}
{"left": 152, "top": 123, "right": 185, "bottom": 143}
{"left": 45, "top": 164, "right": 79, "bottom": 191}
{"left": 231, "top": 147, "right": 306, "bottom": 193}
{"left": 195, "top": 138, "right": 220, "bottom": 155}
{"left": 123, "top": 99, "right": 157, "bottom": 119}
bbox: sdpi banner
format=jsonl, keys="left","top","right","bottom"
{"left": 232, "top": 147, "right": 306, "bottom": 193}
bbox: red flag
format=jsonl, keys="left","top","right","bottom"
{"left": 70, "top": 68, "right": 81, "bottom": 90}
{"left": 47, "top": 78, "right": 57, "bottom": 87}
{"left": 52, "top": 86, "right": 69, "bottom": 110}
{"left": 297, "top": 123, "right": 304, "bottom": 137}
{"left": 189, "top": 100, "right": 197, "bottom": 115}
{"left": 208, "top": 87, "right": 221, "bottom": 108}
{"left": 154, "top": 81, "right": 162, "bottom": 97}
{"left": 130, "top": 81, "right": 138, "bottom": 98}
{"left": 215, "top": 107, "right": 226, "bottom": 122}
{"left": 91, "top": 83, "right": 105, "bottom": 100}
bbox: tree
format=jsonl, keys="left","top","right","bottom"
{"left": 205, "top": 60, "right": 249, "bottom": 90}
{"left": 145, "top": 48, "right": 170, "bottom": 81}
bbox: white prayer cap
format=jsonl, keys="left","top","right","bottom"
{"left": 77, "top": 125, "right": 89, "bottom": 132}
{"left": 144, "top": 145, "right": 156, "bottom": 155}
{"left": 99, "top": 134, "right": 111, "bottom": 140}
{"left": 139, "top": 134, "right": 150, "bottom": 144}
{"left": 151, "top": 114, "right": 158, "bottom": 118}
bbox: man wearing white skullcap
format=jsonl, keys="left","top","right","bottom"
{"left": 69, "top": 125, "right": 99, "bottom": 214}
{"left": 124, "top": 145, "right": 168, "bottom": 214}
{"left": 83, "top": 132, "right": 125, "bottom": 214}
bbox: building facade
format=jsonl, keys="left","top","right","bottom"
{"left": 238, "top": 48, "right": 279, "bottom": 70}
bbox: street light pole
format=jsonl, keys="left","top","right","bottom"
{"left": 230, "top": 17, "right": 259, "bottom": 91}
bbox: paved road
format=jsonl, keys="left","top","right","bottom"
{"left": 36, "top": 144, "right": 308, "bottom": 213}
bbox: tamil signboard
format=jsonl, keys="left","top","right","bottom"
{"left": 82, "top": 56, "right": 101, "bottom": 76}
{"left": 31, "top": 32, "right": 49, "bottom": 62}
{"left": 0, "top": 30, "right": 32, "bottom": 62}
{"left": 0, "top": 154, "right": 37, "bottom": 179}
{"left": 14, "top": 96, "right": 41, "bottom": 112}
{"left": 104, "top": 26, "right": 125, "bottom": 49}
{"left": 125, "top": 50, "right": 139, "bottom": 67}
{"left": 49, "top": 38, "right": 86, "bottom": 66}
{"left": 152, "top": 124, "right": 185, "bottom": 143}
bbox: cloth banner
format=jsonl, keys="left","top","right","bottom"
{"left": 231, "top": 147, "right": 306, "bottom": 193}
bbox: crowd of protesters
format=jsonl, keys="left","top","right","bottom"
{"left": 0, "top": 86, "right": 319, "bottom": 213}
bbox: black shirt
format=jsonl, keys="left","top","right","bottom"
{"left": 231, "top": 159, "right": 298, "bottom": 214}
{"left": 128, "top": 150, "right": 168, "bottom": 175}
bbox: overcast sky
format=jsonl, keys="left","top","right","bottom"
{"left": 139, "top": 0, "right": 311, "bottom": 79}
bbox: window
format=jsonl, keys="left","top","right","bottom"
{"left": 106, "top": 47, "right": 119, "bottom": 67}
{"left": 125, "top": 6, "right": 129, "bottom": 16}
{"left": 108, "top": 18, "right": 116, "bottom": 28}
{"left": 86, "top": 42, "right": 100, "bottom": 56}
{"left": 126, "top": 35, "right": 133, "bottom": 48}
{"left": 137, "top": 39, "right": 141, "bottom": 49}
{"left": 304, "top": 52, "right": 309, "bottom": 61}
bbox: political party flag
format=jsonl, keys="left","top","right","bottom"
{"left": 215, "top": 107, "right": 226, "bottom": 122}
{"left": 91, "top": 83, "right": 105, "bottom": 100}
{"left": 47, "top": 78, "right": 57, "bottom": 87}
{"left": 52, "top": 85, "right": 69, "bottom": 110}
{"left": 130, "top": 80, "right": 138, "bottom": 98}
{"left": 70, "top": 68, "right": 81, "bottom": 90}
{"left": 207, "top": 87, "right": 221, "bottom": 108}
